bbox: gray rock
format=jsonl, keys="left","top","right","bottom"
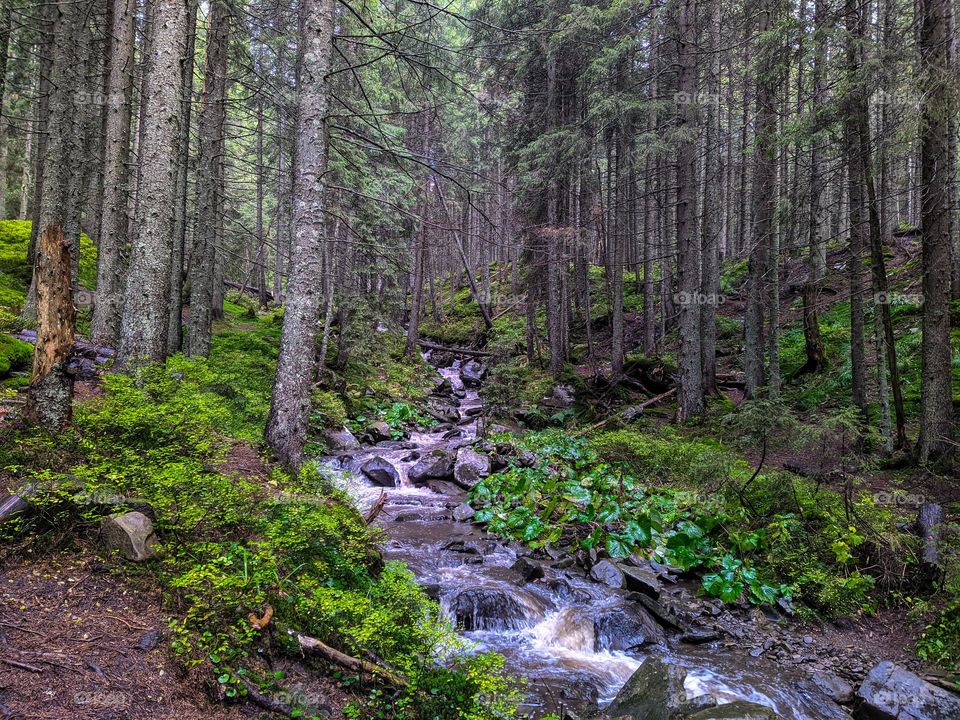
{"left": 681, "top": 629, "right": 721, "bottom": 644}
{"left": 324, "top": 427, "right": 360, "bottom": 451}
{"left": 101, "top": 512, "right": 157, "bottom": 561}
{"left": 593, "top": 605, "right": 665, "bottom": 651}
{"left": 136, "top": 629, "right": 161, "bottom": 652}
{"left": 605, "top": 658, "right": 687, "bottom": 719}
{"left": 453, "top": 448, "right": 491, "bottom": 489}
{"left": 408, "top": 450, "right": 455, "bottom": 483}
{"left": 686, "top": 701, "right": 780, "bottom": 719}
{"left": 793, "top": 680, "right": 850, "bottom": 719}
{"left": 448, "top": 588, "right": 543, "bottom": 631}
{"left": 590, "top": 559, "right": 625, "bottom": 588}
{"left": 461, "top": 360, "right": 486, "bottom": 387}
{"left": 854, "top": 661, "right": 960, "bottom": 720}
{"left": 452, "top": 503, "right": 475, "bottom": 522}
{"left": 541, "top": 384, "right": 576, "bottom": 409}
{"left": 511, "top": 556, "right": 544, "bottom": 582}
{"left": 810, "top": 671, "right": 855, "bottom": 704}
{"left": 627, "top": 592, "right": 688, "bottom": 631}
{"left": 360, "top": 456, "right": 400, "bottom": 486}
{"left": 367, "top": 421, "right": 393, "bottom": 442}
{"left": 620, "top": 563, "right": 662, "bottom": 598}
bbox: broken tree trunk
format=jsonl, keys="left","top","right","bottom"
{"left": 916, "top": 502, "right": 944, "bottom": 569}
{"left": 24, "top": 225, "right": 75, "bottom": 429}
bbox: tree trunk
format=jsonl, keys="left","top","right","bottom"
{"left": 675, "top": 0, "right": 703, "bottom": 421}
{"left": 91, "top": 0, "right": 137, "bottom": 347}
{"left": 25, "top": 225, "right": 74, "bottom": 429}
{"left": 264, "top": 0, "right": 336, "bottom": 470}
{"left": 186, "top": 0, "right": 229, "bottom": 357}
{"left": 917, "top": 0, "right": 956, "bottom": 461}
{"left": 167, "top": 0, "right": 198, "bottom": 354}
{"left": 116, "top": 0, "right": 189, "bottom": 366}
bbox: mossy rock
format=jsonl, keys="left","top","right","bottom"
{"left": 0, "top": 334, "right": 32, "bottom": 377}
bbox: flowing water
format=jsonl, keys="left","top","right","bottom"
{"left": 316, "top": 357, "right": 848, "bottom": 719}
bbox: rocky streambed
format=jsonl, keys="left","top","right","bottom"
{"left": 316, "top": 353, "right": 960, "bottom": 720}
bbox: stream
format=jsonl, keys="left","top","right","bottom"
{"left": 315, "top": 354, "right": 849, "bottom": 719}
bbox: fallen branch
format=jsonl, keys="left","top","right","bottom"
{"left": 416, "top": 339, "right": 492, "bottom": 357}
{"left": 571, "top": 388, "right": 677, "bottom": 438}
{"left": 1, "top": 658, "right": 43, "bottom": 673}
{"left": 292, "top": 631, "right": 406, "bottom": 687}
{"left": 364, "top": 491, "right": 387, "bottom": 524}
{"left": 238, "top": 676, "right": 293, "bottom": 717}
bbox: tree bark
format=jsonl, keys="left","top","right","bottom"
{"left": 91, "top": 0, "right": 137, "bottom": 347}
{"left": 25, "top": 225, "right": 75, "bottom": 429}
{"left": 186, "top": 0, "right": 229, "bottom": 357}
{"left": 917, "top": 0, "right": 956, "bottom": 461}
{"left": 264, "top": 0, "right": 336, "bottom": 470}
{"left": 675, "top": 0, "right": 703, "bottom": 420}
{"left": 117, "top": 0, "right": 189, "bottom": 366}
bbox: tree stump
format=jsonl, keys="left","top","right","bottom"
{"left": 24, "top": 224, "right": 75, "bottom": 429}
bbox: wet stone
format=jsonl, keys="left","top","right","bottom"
{"left": 511, "top": 556, "right": 544, "bottom": 583}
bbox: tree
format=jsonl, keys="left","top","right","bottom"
{"left": 916, "top": 0, "right": 956, "bottom": 461}
{"left": 116, "top": 0, "right": 190, "bottom": 367}
{"left": 91, "top": 0, "right": 137, "bottom": 347}
{"left": 264, "top": 0, "right": 336, "bottom": 469}
{"left": 187, "top": 0, "right": 231, "bottom": 357}
{"left": 675, "top": 0, "right": 703, "bottom": 420}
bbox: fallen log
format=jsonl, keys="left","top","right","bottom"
{"left": 0, "top": 486, "right": 35, "bottom": 524}
{"left": 416, "top": 339, "right": 492, "bottom": 357}
{"left": 292, "top": 631, "right": 406, "bottom": 687}
{"left": 238, "top": 676, "right": 294, "bottom": 717}
{"left": 571, "top": 388, "right": 677, "bottom": 438}
{"left": 224, "top": 279, "right": 274, "bottom": 301}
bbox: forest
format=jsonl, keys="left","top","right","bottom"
{"left": 0, "top": 0, "right": 957, "bottom": 716}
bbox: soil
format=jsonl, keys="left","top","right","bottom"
{"left": 0, "top": 546, "right": 356, "bottom": 720}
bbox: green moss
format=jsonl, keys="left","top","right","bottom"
{"left": 0, "top": 334, "right": 32, "bottom": 377}
{"left": 0, "top": 220, "right": 97, "bottom": 313}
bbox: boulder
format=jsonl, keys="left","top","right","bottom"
{"left": 452, "top": 503, "right": 475, "bottom": 522}
{"left": 620, "top": 563, "right": 662, "bottom": 598}
{"left": 590, "top": 559, "right": 625, "bottom": 588}
{"left": 453, "top": 448, "right": 490, "bottom": 489}
{"left": 854, "top": 661, "right": 960, "bottom": 720}
{"left": 686, "top": 701, "right": 780, "bottom": 720}
{"left": 793, "top": 680, "right": 850, "bottom": 719}
{"left": 542, "top": 384, "right": 575, "bottom": 409}
{"left": 367, "top": 421, "right": 393, "bottom": 442}
{"left": 461, "top": 360, "right": 485, "bottom": 387}
{"left": 426, "top": 402, "right": 459, "bottom": 424}
{"left": 360, "top": 456, "right": 400, "bottom": 487}
{"left": 324, "top": 426, "right": 360, "bottom": 452}
{"left": 511, "top": 556, "right": 544, "bottom": 582}
{"left": 408, "top": 450, "right": 456, "bottom": 483}
{"left": 809, "top": 671, "right": 855, "bottom": 705}
{"left": 605, "top": 659, "right": 687, "bottom": 720}
{"left": 101, "top": 512, "right": 157, "bottom": 561}
{"left": 448, "top": 588, "right": 543, "bottom": 631}
{"left": 593, "top": 605, "right": 665, "bottom": 651}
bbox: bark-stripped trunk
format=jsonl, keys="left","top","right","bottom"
{"left": 264, "top": 0, "right": 336, "bottom": 470}
{"left": 117, "top": 0, "right": 189, "bottom": 366}
{"left": 92, "top": 0, "right": 137, "bottom": 347}
{"left": 25, "top": 226, "right": 75, "bottom": 429}
{"left": 186, "top": 0, "right": 229, "bottom": 356}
